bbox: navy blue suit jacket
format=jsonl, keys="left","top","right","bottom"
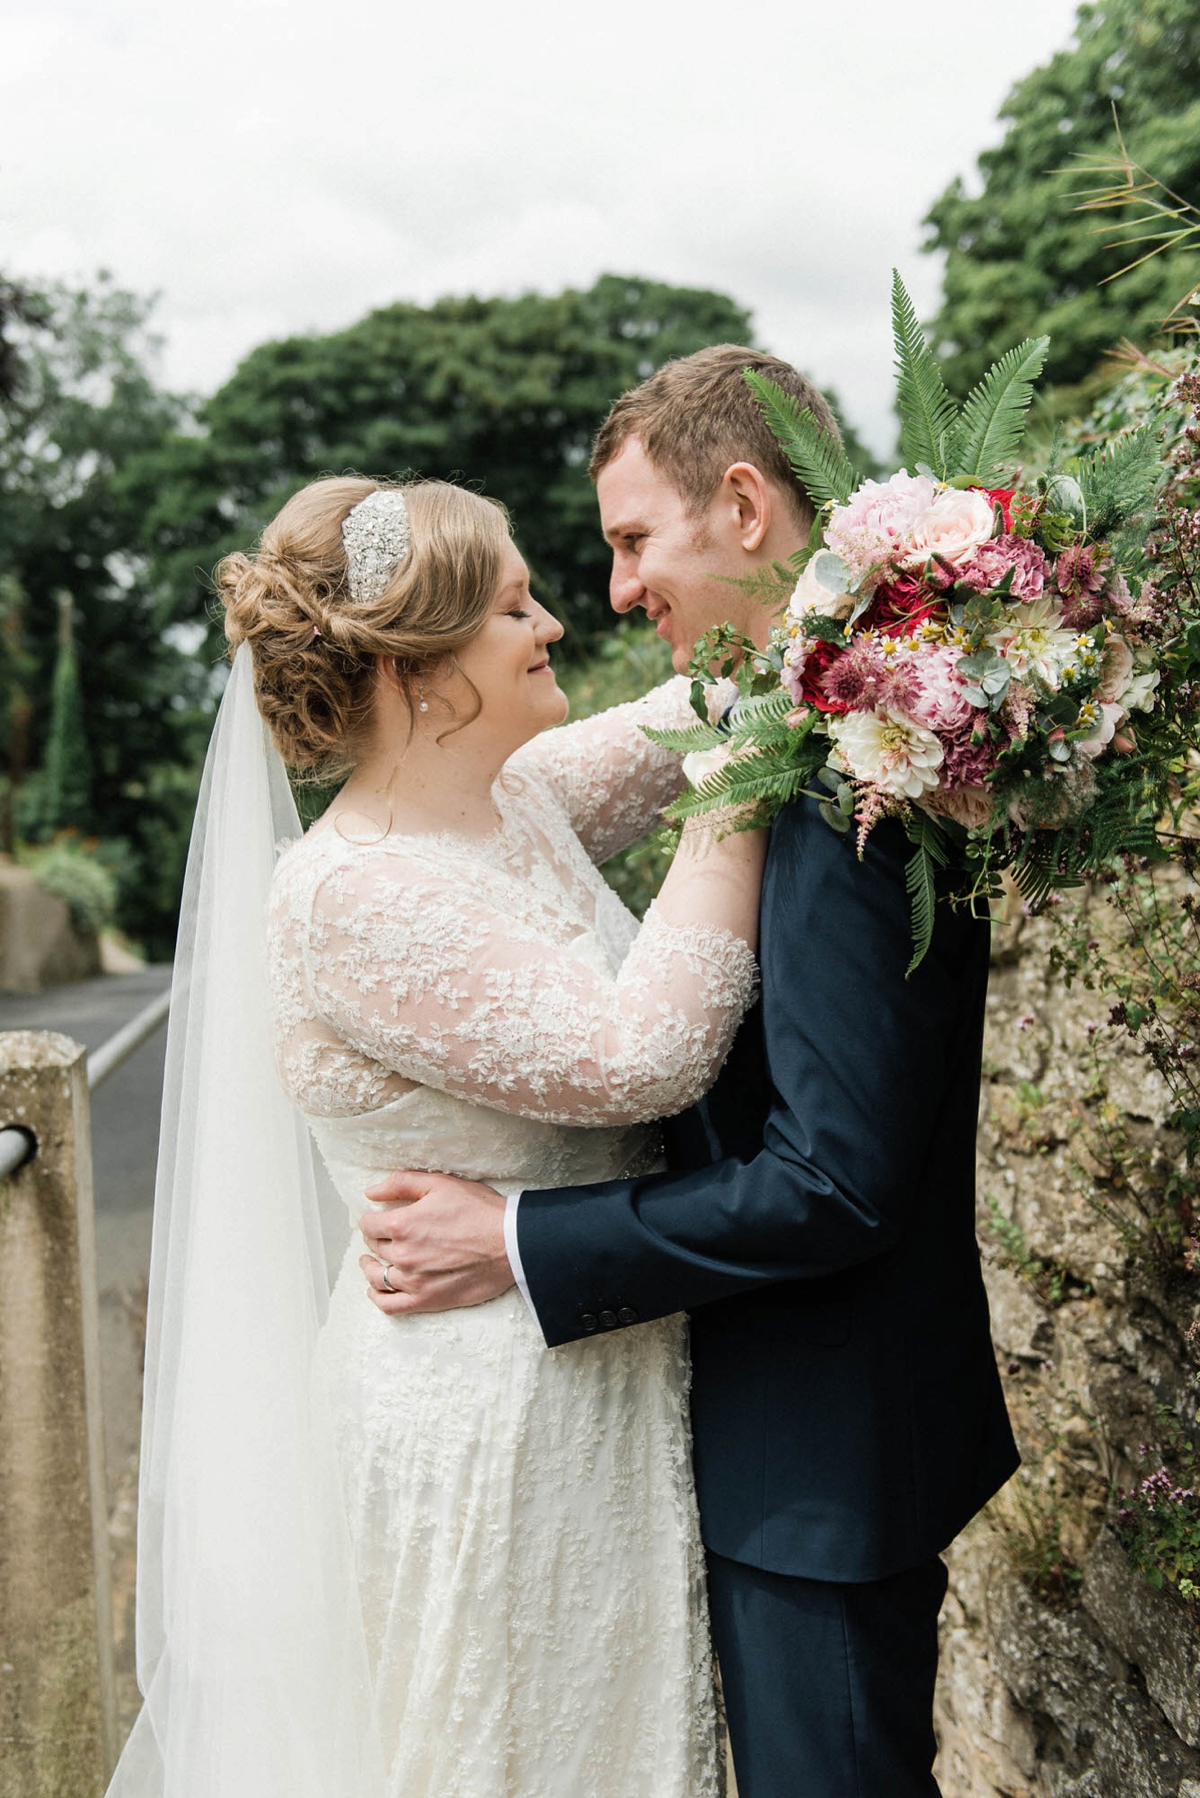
{"left": 517, "top": 796, "right": 1019, "bottom": 1583}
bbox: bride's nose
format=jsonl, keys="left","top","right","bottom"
{"left": 536, "top": 604, "right": 564, "bottom": 645}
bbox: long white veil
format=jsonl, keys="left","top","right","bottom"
{"left": 109, "top": 649, "right": 381, "bottom": 1796}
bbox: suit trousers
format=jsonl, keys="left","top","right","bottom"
{"left": 706, "top": 1549, "right": 948, "bottom": 1798}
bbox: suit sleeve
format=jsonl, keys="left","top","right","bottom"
{"left": 516, "top": 799, "right": 990, "bottom": 1346}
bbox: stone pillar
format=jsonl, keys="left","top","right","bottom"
{"left": 0, "top": 1031, "right": 117, "bottom": 1796}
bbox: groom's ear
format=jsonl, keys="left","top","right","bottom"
{"left": 720, "top": 462, "right": 773, "bottom": 554}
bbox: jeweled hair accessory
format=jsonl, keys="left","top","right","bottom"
{"left": 342, "top": 489, "right": 413, "bottom": 603}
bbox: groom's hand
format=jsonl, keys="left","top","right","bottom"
{"left": 358, "top": 1171, "right": 513, "bottom": 1314}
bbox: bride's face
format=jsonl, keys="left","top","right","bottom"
{"left": 441, "top": 540, "right": 567, "bottom": 748}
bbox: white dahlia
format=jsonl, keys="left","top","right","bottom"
{"left": 828, "top": 707, "right": 944, "bottom": 801}
{"left": 986, "top": 597, "right": 1078, "bottom": 685}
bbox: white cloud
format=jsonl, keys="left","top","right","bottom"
{"left": 1, "top": 0, "right": 1083, "bottom": 455}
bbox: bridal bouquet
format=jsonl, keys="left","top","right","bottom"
{"left": 648, "top": 274, "right": 1195, "bottom": 972}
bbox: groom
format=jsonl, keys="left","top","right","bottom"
{"left": 361, "top": 345, "right": 1019, "bottom": 1796}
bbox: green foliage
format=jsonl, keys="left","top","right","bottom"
{"left": 948, "top": 335, "right": 1051, "bottom": 483}
{"left": 1115, "top": 1406, "right": 1200, "bottom": 1602}
{"left": 128, "top": 276, "right": 755, "bottom": 661}
{"left": 891, "top": 270, "right": 959, "bottom": 477}
{"left": 924, "top": 0, "right": 1200, "bottom": 397}
{"left": 985, "top": 1194, "right": 1082, "bottom": 1307}
{"left": 19, "top": 834, "right": 118, "bottom": 936}
{"left": 0, "top": 272, "right": 209, "bottom": 955}
{"left": 1073, "top": 421, "right": 1164, "bottom": 537}
{"left": 901, "top": 810, "right": 950, "bottom": 976}
{"left": 35, "top": 600, "right": 92, "bottom": 839}
{"left": 741, "top": 371, "right": 858, "bottom": 506}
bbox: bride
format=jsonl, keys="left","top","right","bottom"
{"left": 109, "top": 476, "right": 764, "bottom": 1797}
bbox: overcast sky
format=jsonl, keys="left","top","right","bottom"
{"left": 3, "top": 0, "right": 1083, "bottom": 456}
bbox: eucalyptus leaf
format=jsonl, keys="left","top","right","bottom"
{"left": 812, "top": 550, "right": 851, "bottom": 594}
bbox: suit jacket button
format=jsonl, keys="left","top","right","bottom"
{"left": 580, "top": 1313, "right": 599, "bottom": 1333}
{"left": 617, "top": 1306, "right": 638, "bottom": 1325}
{"left": 598, "top": 1309, "right": 618, "bottom": 1329}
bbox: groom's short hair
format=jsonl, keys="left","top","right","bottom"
{"left": 589, "top": 344, "right": 842, "bottom": 529}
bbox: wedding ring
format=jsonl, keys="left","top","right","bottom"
{"left": 380, "top": 1261, "right": 397, "bottom": 1294}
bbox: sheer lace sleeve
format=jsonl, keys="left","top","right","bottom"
{"left": 298, "top": 849, "right": 758, "bottom": 1128}
{"left": 508, "top": 678, "right": 698, "bottom": 865}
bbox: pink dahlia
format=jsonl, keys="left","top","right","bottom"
{"left": 940, "top": 720, "right": 995, "bottom": 788}
{"left": 906, "top": 646, "right": 974, "bottom": 732}
{"left": 825, "top": 471, "right": 936, "bottom": 583}
{"left": 959, "top": 535, "right": 1047, "bottom": 601}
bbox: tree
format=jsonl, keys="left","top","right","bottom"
{"left": 0, "top": 273, "right": 205, "bottom": 953}
{"left": 35, "top": 592, "right": 93, "bottom": 838}
{"left": 923, "top": 0, "right": 1200, "bottom": 397}
{"left": 130, "top": 275, "right": 877, "bottom": 661}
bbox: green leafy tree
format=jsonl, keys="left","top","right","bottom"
{"left": 924, "top": 0, "right": 1200, "bottom": 397}
{"left": 0, "top": 272, "right": 207, "bottom": 953}
{"left": 35, "top": 591, "right": 93, "bottom": 838}
{"left": 129, "top": 275, "right": 876, "bottom": 660}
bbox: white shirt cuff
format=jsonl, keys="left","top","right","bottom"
{"left": 504, "top": 1190, "right": 537, "bottom": 1319}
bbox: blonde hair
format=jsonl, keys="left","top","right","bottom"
{"left": 217, "top": 477, "right": 511, "bottom": 773}
{"left": 589, "top": 344, "right": 842, "bottom": 531}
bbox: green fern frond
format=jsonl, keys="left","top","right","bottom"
{"left": 644, "top": 721, "right": 725, "bottom": 753}
{"left": 948, "top": 335, "right": 1050, "bottom": 484}
{"left": 904, "top": 845, "right": 938, "bottom": 976}
{"left": 1074, "top": 423, "right": 1163, "bottom": 538}
{"left": 891, "top": 271, "right": 959, "bottom": 479}
{"left": 743, "top": 370, "right": 858, "bottom": 507}
{"left": 727, "top": 690, "right": 797, "bottom": 729}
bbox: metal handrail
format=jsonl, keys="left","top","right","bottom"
{"left": 86, "top": 986, "right": 172, "bottom": 1092}
{"left": 0, "top": 983, "right": 172, "bottom": 1179}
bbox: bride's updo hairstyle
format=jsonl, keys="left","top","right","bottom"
{"left": 218, "top": 476, "right": 511, "bottom": 773}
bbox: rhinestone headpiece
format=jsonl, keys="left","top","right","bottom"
{"left": 342, "top": 489, "right": 413, "bottom": 603}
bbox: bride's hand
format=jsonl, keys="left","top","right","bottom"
{"left": 359, "top": 1171, "right": 514, "bottom": 1314}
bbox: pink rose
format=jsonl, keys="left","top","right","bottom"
{"left": 901, "top": 487, "right": 996, "bottom": 571}
{"left": 1094, "top": 635, "right": 1133, "bottom": 705}
{"left": 825, "top": 471, "right": 936, "bottom": 583}
{"left": 926, "top": 785, "right": 994, "bottom": 830}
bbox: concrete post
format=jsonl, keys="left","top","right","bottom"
{"left": 0, "top": 1031, "right": 117, "bottom": 1795}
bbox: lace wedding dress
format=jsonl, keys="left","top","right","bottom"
{"left": 264, "top": 679, "right": 758, "bottom": 1798}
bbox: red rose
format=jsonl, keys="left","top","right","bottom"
{"left": 799, "top": 638, "right": 848, "bottom": 714}
{"left": 864, "top": 577, "right": 944, "bottom": 634}
{"left": 977, "top": 487, "right": 1015, "bottom": 531}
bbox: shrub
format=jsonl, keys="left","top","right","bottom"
{"left": 19, "top": 833, "right": 119, "bottom": 936}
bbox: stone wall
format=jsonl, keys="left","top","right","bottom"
{"left": 935, "top": 901, "right": 1200, "bottom": 1798}
{"left": 0, "top": 856, "right": 100, "bottom": 994}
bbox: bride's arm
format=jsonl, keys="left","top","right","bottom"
{"left": 302, "top": 821, "right": 765, "bottom": 1129}
{"left": 507, "top": 677, "right": 705, "bottom": 865}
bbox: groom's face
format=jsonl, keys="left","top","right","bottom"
{"left": 595, "top": 436, "right": 766, "bottom": 674}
